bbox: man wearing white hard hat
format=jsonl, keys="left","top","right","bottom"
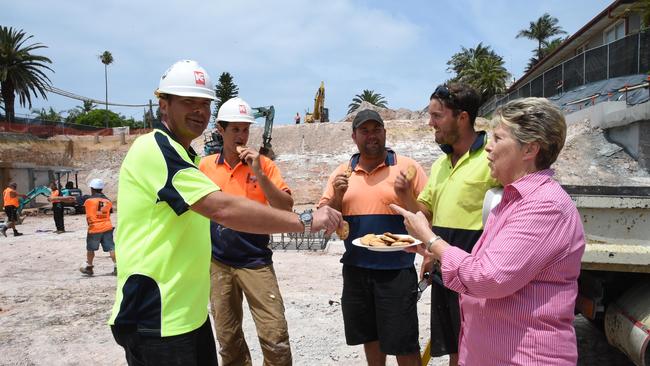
{"left": 199, "top": 97, "right": 294, "bottom": 366}
{"left": 80, "top": 178, "right": 115, "bottom": 276}
{"left": 109, "top": 60, "right": 343, "bottom": 366}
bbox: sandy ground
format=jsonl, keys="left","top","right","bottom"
{"left": 0, "top": 215, "right": 634, "bottom": 366}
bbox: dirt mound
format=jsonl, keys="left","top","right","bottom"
{"left": 2, "top": 105, "right": 648, "bottom": 205}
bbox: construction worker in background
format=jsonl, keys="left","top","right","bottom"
{"left": 109, "top": 59, "right": 342, "bottom": 366}
{"left": 48, "top": 182, "right": 66, "bottom": 233}
{"left": 318, "top": 109, "right": 428, "bottom": 366}
{"left": 199, "top": 97, "right": 294, "bottom": 366}
{"left": 294, "top": 112, "right": 300, "bottom": 124}
{"left": 2, "top": 182, "right": 24, "bottom": 237}
{"left": 80, "top": 178, "right": 116, "bottom": 276}
{"left": 397, "top": 83, "right": 499, "bottom": 366}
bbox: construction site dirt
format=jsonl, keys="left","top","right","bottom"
{"left": 0, "top": 215, "right": 636, "bottom": 365}
{"left": 0, "top": 103, "right": 646, "bottom": 365}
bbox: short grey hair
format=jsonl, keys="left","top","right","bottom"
{"left": 492, "top": 97, "right": 566, "bottom": 170}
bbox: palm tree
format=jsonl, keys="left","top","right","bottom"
{"left": 458, "top": 56, "right": 511, "bottom": 102}
{"left": 516, "top": 13, "right": 566, "bottom": 61}
{"left": 99, "top": 50, "right": 114, "bottom": 128}
{"left": 524, "top": 37, "right": 566, "bottom": 73}
{"left": 446, "top": 42, "right": 510, "bottom": 103}
{"left": 447, "top": 42, "right": 495, "bottom": 76}
{"left": 347, "top": 90, "right": 388, "bottom": 114}
{"left": 0, "top": 26, "right": 53, "bottom": 123}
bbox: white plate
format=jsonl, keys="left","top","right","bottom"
{"left": 351, "top": 234, "right": 422, "bottom": 252}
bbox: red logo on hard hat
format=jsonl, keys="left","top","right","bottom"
{"left": 239, "top": 105, "right": 247, "bottom": 114}
{"left": 194, "top": 71, "right": 206, "bottom": 85}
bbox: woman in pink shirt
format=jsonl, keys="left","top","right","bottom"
{"left": 392, "top": 97, "right": 585, "bottom": 365}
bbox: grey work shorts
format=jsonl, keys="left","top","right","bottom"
{"left": 86, "top": 229, "right": 115, "bottom": 252}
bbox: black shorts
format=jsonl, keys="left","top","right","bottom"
{"left": 111, "top": 317, "right": 217, "bottom": 366}
{"left": 341, "top": 265, "right": 419, "bottom": 355}
{"left": 4, "top": 205, "right": 18, "bottom": 222}
{"left": 428, "top": 280, "right": 461, "bottom": 356}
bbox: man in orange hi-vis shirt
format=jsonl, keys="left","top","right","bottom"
{"left": 80, "top": 178, "right": 116, "bottom": 276}
{"left": 2, "top": 182, "right": 24, "bottom": 237}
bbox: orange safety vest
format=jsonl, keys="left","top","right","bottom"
{"left": 83, "top": 195, "right": 113, "bottom": 234}
{"left": 3, "top": 187, "right": 19, "bottom": 208}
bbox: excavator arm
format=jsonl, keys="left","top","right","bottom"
{"left": 17, "top": 185, "right": 52, "bottom": 217}
{"left": 305, "top": 81, "right": 329, "bottom": 123}
{"left": 204, "top": 105, "right": 276, "bottom": 160}
{"left": 252, "top": 106, "right": 275, "bottom": 160}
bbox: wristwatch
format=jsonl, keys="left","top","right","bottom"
{"left": 299, "top": 209, "right": 313, "bottom": 234}
{"left": 426, "top": 235, "right": 442, "bottom": 252}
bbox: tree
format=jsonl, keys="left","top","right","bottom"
{"left": 447, "top": 42, "right": 494, "bottom": 76}
{"left": 212, "top": 72, "right": 239, "bottom": 121}
{"left": 446, "top": 43, "right": 511, "bottom": 103}
{"left": 75, "top": 109, "right": 137, "bottom": 128}
{"left": 65, "top": 100, "right": 96, "bottom": 124}
{"left": 517, "top": 13, "right": 566, "bottom": 70}
{"left": 31, "top": 106, "right": 62, "bottom": 122}
{"left": 99, "top": 50, "right": 114, "bottom": 128}
{"left": 0, "top": 26, "right": 53, "bottom": 123}
{"left": 457, "top": 56, "right": 511, "bottom": 103}
{"left": 524, "top": 37, "right": 566, "bottom": 73}
{"left": 347, "top": 90, "right": 388, "bottom": 114}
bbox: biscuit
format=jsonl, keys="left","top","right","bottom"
{"left": 378, "top": 235, "right": 396, "bottom": 244}
{"left": 336, "top": 221, "right": 350, "bottom": 240}
{"left": 405, "top": 165, "right": 417, "bottom": 181}
{"left": 382, "top": 232, "right": 402, "bottom": 241}
{"left": 360, "top": 234, "right": 388, "bottom": 247}
{"left": 344, "top": 166, "right": 352, "bottom": 178}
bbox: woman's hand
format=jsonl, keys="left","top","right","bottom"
{"left": 389, "top": 204, "right": 434, "bottom": 243}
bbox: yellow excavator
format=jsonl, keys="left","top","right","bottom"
{"left": 305, "top": 81, "right": 329, "bottom": 123}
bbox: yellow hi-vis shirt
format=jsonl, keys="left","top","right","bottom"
{"left": 417, "top": 131, "right": 500, "bottom": 252}
{"left": 108, "top": 124, "right": 220, "bottom": 337}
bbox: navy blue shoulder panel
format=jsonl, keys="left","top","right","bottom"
{"left": 349, "top": 148, "right": 396, "bottom": 170}
{"left": 113, "top": 274, "right": 162, "bottom": 336}
{"left": 154, "top": 131, "right": 196, "bottom": 216}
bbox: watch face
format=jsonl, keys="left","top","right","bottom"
{"left": 300, "top": 212, "right": 312, "bottom": 221}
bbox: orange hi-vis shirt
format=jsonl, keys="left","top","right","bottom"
{"left": 84, "top": 194, "right": 113, "bottom": 234}
{"left": 198, "top": 153, "right": 290, "bottom": 203}
{"left": 198, "top": 152, "right": 291, "bottom": 268}
{"left": 3, "top": 187, "right": 19, "bottom": 208}
{"left": 319, "top": 150, "right": 427, "bottom": 269}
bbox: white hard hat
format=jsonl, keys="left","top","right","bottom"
{"left": 89, "top": 178, "right": 105, "bottom": 190}
{"left": 155, "top": 60, "right": 216, "bottom": 100}
{"left": 482, "top": 187, "right": 503, "bottom": 226}
{"left": 216, "top": 97, "right": 256, "bottom": 123}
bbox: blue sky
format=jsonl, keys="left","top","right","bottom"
{"left": 5, "top": 0, "right": 612, "bottom": 125}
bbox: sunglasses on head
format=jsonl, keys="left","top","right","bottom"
{"left": 433, "top": 85, "right": 459, "bottom": 109}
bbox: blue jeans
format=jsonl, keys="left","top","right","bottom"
{"left": 111, "top": 318, "right": 218, "bottom": 366}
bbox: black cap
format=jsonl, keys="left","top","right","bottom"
{"left": 352, "top": 109, "right": 384, "bottom": 130}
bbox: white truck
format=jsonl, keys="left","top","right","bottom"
{"left": 565, "top": 185, "right": 650, "bottom": 366}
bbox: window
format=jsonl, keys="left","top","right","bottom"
{"left": 576, "top": 42, "right": 589, "bottom": 55}
{"left": 604, "top": 20, "right": 626, "bottom": 44}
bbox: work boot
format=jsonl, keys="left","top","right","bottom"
{"left": 13, "top": 232, "right": 23, "bottom": 237}
{"left": 1, "top": 226, "right": 7, "bottom": 237}
{"left": 111, "top": 267, "right": 117, "bottom": 276}
{"left": 79, "top": 264, "right": 94, "bottom": 276}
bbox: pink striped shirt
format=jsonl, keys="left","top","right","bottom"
{"left": 441, "top": 170, "right": 585, "bottom": 365}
